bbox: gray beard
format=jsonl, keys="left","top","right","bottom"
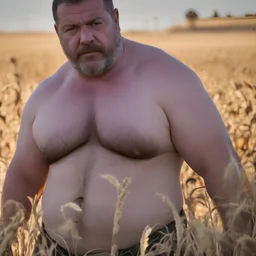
{"left": 72, "top": 53, "right": 115, "bottom": 77}
{"left": 63, "top": 33, "right": 121, "bottom": 77}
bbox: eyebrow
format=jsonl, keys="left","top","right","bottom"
{"left": 63, "top": 17, "right": 103, "bottom": 27}
{"left": 87, "top": 17, "right": 103, "bottom": 25}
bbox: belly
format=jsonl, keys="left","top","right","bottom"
{"left": 41, "top": 145, "right": 183, "bottom": 254}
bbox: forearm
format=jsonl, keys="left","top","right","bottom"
{"left": 1, "top": 168, "right": 38, "bottom": 227}
{"left": 212, "top": 192, "right": 253, "bottom": 236}
{"left": 205, "top": 163, "right": 252, "bottom": 234}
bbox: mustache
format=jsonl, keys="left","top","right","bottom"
{"left": 77, "top": 44, "right": 103, "bottom": 56}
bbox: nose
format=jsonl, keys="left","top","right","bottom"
{"left": 79, "top": 26, "right": 94, "bottom": 45}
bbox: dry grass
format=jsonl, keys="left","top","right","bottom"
{"left": 0, "top": 30, "right": 256, "bottom": 255}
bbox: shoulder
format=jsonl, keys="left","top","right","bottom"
{"left": 126, "top": 39, "right": 207, "bottom": 105}
{"left": 128, "top": 38, "right": 198, "bottom": 83}
{"left": 22, "top": 62, "right": 70, "bottom": 119}
{"left": 132, "top": 40, "right": 206, "bottom": 95}
{"left": 129, "top": 39, "right": 217, "bottom": 120}
{"left": 145, "top": 45, "right": 223, "bottom": 132}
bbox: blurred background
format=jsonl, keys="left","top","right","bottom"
{"left": 0, "top": 0, "right": 255, "bottom": 225}
{"left": 0, "top": 0, "right": 255, "bottom": 32}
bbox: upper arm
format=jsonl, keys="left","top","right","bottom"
{"left": 161, "top": 63, "right": 241, "bottom": 194}
{"left": 10, "top": 67, "right": 66, "bottom": 186}
{"left": 6, "top": 81, "right": 50, "bottom": 193}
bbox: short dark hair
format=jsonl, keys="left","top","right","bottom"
{"left": 52, "top": 0, "right": 114, "bottom": 23}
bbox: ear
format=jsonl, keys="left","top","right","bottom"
{"left": 113, "top": 8, "right": 119, "bottom": 25}
{"left": 54, "top": 24, "right": 59, "bottom": 35}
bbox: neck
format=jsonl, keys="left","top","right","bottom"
{"left": 105, "top": 36, "right": 127, "bottom": 77}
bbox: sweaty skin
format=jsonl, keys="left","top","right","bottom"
{"left": 1, "top": 0, "right": 246, "bottom": 255}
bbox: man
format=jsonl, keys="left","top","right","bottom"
{"left": 1, "top": 0, "right": 248, "bottom": 255}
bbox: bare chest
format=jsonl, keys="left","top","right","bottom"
{"left": 32, "top": 81, "right": 172, "bottom": 164}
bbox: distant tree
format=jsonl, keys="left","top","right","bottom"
{"left": 245, "top": 13, "right": 256, "bottom": 17}
{"left": 212, "top": 10, "right": 220, "bottom": 18}
{"left": 185, "top": 9, "right": 199, "bottom": 28}
{"left": 226, "top": 13, "right": 232, "bottom": 18}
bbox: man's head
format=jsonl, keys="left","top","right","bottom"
{"left": 53, "top": 0, "right": 122, "bottom": 77}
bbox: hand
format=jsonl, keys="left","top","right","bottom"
{"left": 0, "top": 223, "right": 14, "bottom": 256}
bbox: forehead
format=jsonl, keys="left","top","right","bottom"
{"left": 57, "top": 0, "right": 106, "bottom": 22}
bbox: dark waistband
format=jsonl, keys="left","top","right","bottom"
{"left": 38, "top": 208, "right": 187, "bottom": 256}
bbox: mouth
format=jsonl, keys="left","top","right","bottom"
{"left": 78, "top": 52, "right": 101, "bottom": 59}
{"left": 79, "top": 51, "right": 101, "bottom": 56}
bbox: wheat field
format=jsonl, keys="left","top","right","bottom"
{"left": 0, "top": 30, "right": 255, "bottom": 255}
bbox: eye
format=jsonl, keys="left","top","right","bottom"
{"left": 65, "top": 27, "right": 76, "bottom": 32}
{"left": 93, "top": 21, "right": 103, "bottom": 26}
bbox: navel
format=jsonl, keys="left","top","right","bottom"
{"left": 74, "top": 197, "right": 84, "bottom": 209}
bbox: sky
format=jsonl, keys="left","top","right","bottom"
{"left": 0, "top": 0, "right": 255, "bottom": 32}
